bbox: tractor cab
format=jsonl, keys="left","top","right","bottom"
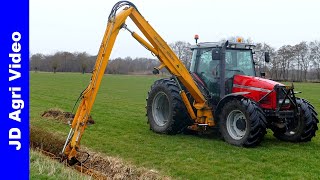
{"left": 190, "top": 41, "right": 256, "bottom": 104}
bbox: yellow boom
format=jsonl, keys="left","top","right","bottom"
{"left": 62, "top": 1, "right": 214, "bottom": 163}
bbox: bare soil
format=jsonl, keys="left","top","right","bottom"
{"left": 30, "top": 126, "right": 167, "bottom": 180}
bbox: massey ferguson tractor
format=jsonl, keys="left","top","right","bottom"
{"left": 62, "top": 1, "right": 318, "bottom": 164}
{"left": 147, "top": 40, "right": 318, "bottom": 147}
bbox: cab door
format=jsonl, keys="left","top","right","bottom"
{"left": 190, "top": 48, "right": 221, "bottom": 105}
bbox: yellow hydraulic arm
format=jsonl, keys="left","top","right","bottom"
{"left": 62, "top": 1, "right": 214, "bottom": 163}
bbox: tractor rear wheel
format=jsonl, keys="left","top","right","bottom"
{"left": 146, "top": 78, "right": 192, "bottom": 134}
{"left": 219, "top": 98, "right": 267, "bottom": 147}
{"left": 272, "top": 98, "right": 319, "bottom": 142}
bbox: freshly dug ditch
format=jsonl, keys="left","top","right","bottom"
{"left": 30, "top": 126, "right": 167, "bottom": 180}
{"left": 41, "top": 108, "right": 95, "bottom": 125}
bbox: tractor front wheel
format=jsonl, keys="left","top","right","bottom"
{"left": 219, "top": 98, "right": 267, "bottom": 147}
{"left": 272, "top": 98, "right": 319, "bottom": 142}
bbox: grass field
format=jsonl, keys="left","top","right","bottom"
{"left": 30, "top": 149, "right": 91, "bottom": 180}
{"left": 30, "top": 72, "right": 320, "bottom": 179}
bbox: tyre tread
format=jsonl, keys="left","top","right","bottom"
{"left": 147, "top": 78, "right": 192, "bottom": 134}
{"left": 273, "top": 98, "right": 318, "bottom": 142}
{"left": 219, "top": 98, "right": 267, "bottom": 147}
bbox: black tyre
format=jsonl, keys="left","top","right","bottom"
{"left": 219, "top": 98, "right": 267, "bottom": 147}
{"left": 146, "top": 78, "right": 193, "bottom": 134}
{"left": 272, "top": 98, "right": 319, "bottom": 142}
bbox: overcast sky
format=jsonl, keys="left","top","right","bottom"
{"left": 30, "top": 0, "right": 320, "bottom": 58}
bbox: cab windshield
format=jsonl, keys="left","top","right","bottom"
{"left": 225, "top": 49, "right": 255, "bottom": 77}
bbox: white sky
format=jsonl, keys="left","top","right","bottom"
{"left": 30, "top": 0, "right": 320, "bottom": 58}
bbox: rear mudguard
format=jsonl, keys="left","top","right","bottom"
{"left": 214, "top": 92, "right": 250, "bottom": 121}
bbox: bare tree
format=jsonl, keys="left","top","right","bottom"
{"left": 50, "top": 53, "right": 60, "bottom": 73}
{"left": 309, "top": 40, "right": 320, "bottom": 80}
{"left": 277, "top": 45, "right": 294, "bottom": 80}
{"left": 254, "top": 43, "right": 276, "bottom": 77}
{"left": 52, "top": 61, "right": 58, "bottom": 73}
{"left": 292, "top": 42, "right": 309, "bottom": 81}
{"left": 77, "top": 52, "right": 90, "bottom": 74}
{"left": 30, "top": 53, "right": 45, "bottom": 72}
{"left": 299, "top": 42, "right": 309, "bottom": 81}
{"left": 170, "top": 41, "right": 192, "bottom": 69}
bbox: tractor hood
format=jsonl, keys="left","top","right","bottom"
{"left": 233, "top": 75, "right": 284, "bottom": 92}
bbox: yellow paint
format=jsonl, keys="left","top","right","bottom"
{"left": 64, "top": 5, "right": 215, "bottom": 160}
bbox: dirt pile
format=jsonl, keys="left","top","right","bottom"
{"left": 30, "top": 126, "right": 167, "bottom": 180}
{"left": 41, "top": 108, "right": 95, "bottom": 125}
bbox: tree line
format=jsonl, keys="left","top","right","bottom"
{"left": 254, "top": 40, "right": 320, "bottom": 82}
{"left": 30, "top": 40, "right": 320, "bottom": 81}
{"left": 30, "top": 52, "right": 160, "bottom": 75}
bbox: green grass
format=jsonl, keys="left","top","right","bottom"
{"left": 30, "top": 149, "right": 91, "bottom": 180}
{"left": 30, "top": 72, "right": 320, "bottom": 179}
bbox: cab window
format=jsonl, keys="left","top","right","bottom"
{"left": 196, "top": 49, "right": 212, "bottom": 74}
{"left": 225, "top": 50, "right": 255, "bottom": 78}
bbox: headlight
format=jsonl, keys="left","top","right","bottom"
{"left": 278, "top": 99, "right": 290, "bottom": 105}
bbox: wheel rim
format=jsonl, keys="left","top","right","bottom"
{"left": 226, "top": 110, "right": 247, "bottom": 140}
{"left": 152, "top": 92, "right": 170, "bottom": 126}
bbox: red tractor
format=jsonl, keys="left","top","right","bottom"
{"left": 147, "top": 40, "right": 319, "bottom": 147}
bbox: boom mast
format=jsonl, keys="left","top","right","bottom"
{"left": 62, "top": 2, "right": 214, "bottom": 162}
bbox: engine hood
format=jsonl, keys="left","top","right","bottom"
{"left": 233, "top": 75, "right": 284, "bottom": 92}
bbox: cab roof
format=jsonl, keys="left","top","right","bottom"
{"left": 190, "top": 41, "right": 255, "bottom": 50}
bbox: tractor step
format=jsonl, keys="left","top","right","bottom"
{"left": 197, "top": 124, "right": 208, "bottom": 126}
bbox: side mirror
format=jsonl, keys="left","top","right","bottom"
{"left": 264, "top": 52, "right": 270, "bottom": 63}
{"left": 212, "top": 48, "right": 221, "bottom": 60}
{"left": 260, "top": 72, "right": 266, "bottom": 77}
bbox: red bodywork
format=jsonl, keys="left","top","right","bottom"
{"left": 232, "top": 75, "right": 284, "bottom": 110}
